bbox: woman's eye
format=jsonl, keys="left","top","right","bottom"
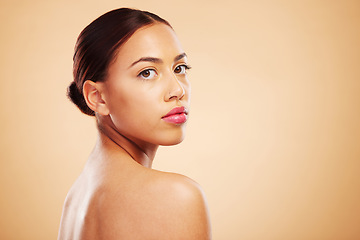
{"left": 138, "top": 69, "right": 157, "bottom": 79}
{"left": 174, "top": 65, "right": 190, "bottom": 74}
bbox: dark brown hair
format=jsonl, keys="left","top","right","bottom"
{"left": 67, "top": 8, "right": 171, "bottom": 116}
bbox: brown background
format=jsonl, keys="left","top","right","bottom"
{"left": 1, "top": 0, "right": 359, "bottom": 239}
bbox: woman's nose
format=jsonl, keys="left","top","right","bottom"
{"left": 165, "top": 74, "right": 185, "bottom": 101}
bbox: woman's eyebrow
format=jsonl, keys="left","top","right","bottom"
{"left": 129, "top": 57, "right": 163, "bottom": 68}
{"left": 128, "top": 53, "right": 187, "bottom": 69}
{"left": 174, "top": 53, "right": 187, "bottom": 62}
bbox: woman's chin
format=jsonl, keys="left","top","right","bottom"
{"left": 159, "top": 134, "right": 186, "bottom": 146}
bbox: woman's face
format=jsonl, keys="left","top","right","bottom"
{"left": 101, "top": 23, "right": 191, "bottom": 147}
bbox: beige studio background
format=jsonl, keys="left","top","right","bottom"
{"left": 1, "top": 0, "right": 359, "bottom": 239}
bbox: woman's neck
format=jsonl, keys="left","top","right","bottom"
{"left": 95, "top": 119, "right": 158, "bottom": 168}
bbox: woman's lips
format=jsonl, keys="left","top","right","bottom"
{"left": 162, "top": 106, "right": 188, "bottom": 124}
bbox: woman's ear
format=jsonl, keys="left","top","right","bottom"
{"left": 82, "top": 80, "right": 110, "bottom": 116}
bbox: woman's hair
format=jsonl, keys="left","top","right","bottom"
{"left": 67, "top": 8, "right": 171, "bottom": 116}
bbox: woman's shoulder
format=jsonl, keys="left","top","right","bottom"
{"left": 94, "top": 169, "right": 211, "bottom": 240}
{"left": 147, "top": 171, "right": 211, "bottom": 224}
{"left": 150, "top": 171, "right": 205, "bottom": 201}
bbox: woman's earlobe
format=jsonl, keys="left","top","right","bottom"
{"left": 83, "top": 80, "right": 110, "bottom": 116}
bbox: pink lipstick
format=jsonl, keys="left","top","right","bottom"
{"left": 162, "top": 106, "right": 188, "bottom": 124}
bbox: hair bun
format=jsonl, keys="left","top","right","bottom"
{"left": 67, "top": 82, "right": 95, "bottom": 116}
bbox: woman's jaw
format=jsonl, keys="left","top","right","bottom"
{"left": 95, "top": 113, "right": 188, "bottom": 168}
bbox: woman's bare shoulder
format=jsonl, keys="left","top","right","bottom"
{"left": 95, "top": 170, "right": 212, "bottom": 240}
{"left": 150, "top": 171, "right": 206, "bottom": 201}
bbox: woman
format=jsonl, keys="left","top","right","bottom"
{"left": 58, "top": 8, "right": 211, "bottom": 240}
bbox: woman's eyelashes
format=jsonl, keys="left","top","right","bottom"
{"left": 174, "top": 64, "right": 191, "bottom": 74}
{"left": 137, "top": 64, "right": 191, "bottom": 80}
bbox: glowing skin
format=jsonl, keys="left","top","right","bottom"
{"left": 58, "top": 23, "right": 211, "bottom": 240}
{"left": 102, "top": 23, "right": 191, "bottom": 147}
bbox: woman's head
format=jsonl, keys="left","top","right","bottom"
{"left": 68, "top": 8, "right": 191, "bottom": 146}
{"left": 68, "top": 8, "right": 171, "bottom": 116}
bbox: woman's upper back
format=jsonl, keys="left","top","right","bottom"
{"left": 58, "top": 157, "right": 211, "bottom": 240}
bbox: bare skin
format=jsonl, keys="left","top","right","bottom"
{"left": 58, "top": 24, "right": 211, "bottom": 239}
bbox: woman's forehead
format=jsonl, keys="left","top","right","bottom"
{"left": 115, "top": 23, "right": 184, "bottom": 67}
